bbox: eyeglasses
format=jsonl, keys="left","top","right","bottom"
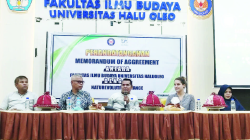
{"left": 73, "top": 80, "right": 85, "bottom": 84}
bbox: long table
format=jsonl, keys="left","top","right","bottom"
{"left": 0, "top": 111, "right": 249, "bottom": 140}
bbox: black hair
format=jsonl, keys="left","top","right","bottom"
{"left": 122, "top": 78, "right": 133, "bottom": 86}
{"left": 14, "top": 76, "right": 28, "bottom": 84}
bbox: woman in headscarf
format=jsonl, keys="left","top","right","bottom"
{"left": 218, "top": 85, "right": 245, "bottom": 111}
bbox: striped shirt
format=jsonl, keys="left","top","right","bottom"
{"left": 166, "top": 93, "right": 195, "bottom": 111}
{"left": 59, "top": 90, "right": 92, "bottom": 110}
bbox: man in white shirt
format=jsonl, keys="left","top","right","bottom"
{"left": 0, "top": 76, "right": 38, "bottom": 111}
{"left": 107, "top": 78, "right": 140, "bottom": 111}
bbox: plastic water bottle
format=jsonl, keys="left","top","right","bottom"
{"left": 196, "top": 99, "right": 201, "bottom": 111}
{"left": 231, "top": 98, "right": 236, "bottom": 111}
{"left": 72, "top": 97, "right": 83, "bottom": 111}
{"left": 66, "top": 97, "right": 71, "bottom": 110}
{"left": 129, "top": 98, "right": 134, "bottom": 111}
{"left": 25, "top": 97, "right": 30, "bottom": 110}
{"left": 76, "top": 97, "right": 82, "bottom": 109}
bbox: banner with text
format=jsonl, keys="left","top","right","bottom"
{"left": 46, "top": 33, "right": 186, "bottom": 99}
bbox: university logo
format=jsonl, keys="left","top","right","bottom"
{"left": 121, "top": 38, "right": 128, "bottom": 46}
{"left": 121, "top": 39, "right": 128, "bottom": 43}
{"left": 189, "top": 0, "right": 212, "bottom": 19}
{"left": 107, "top": 38, "right": 115, "bottom": 46}
{"left": 6, "top": 0, "right": 32, "bottom": 11}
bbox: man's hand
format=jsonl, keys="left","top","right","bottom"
{"left": 124, "top": 95, "right": 129, "bottom": 104}
{"left": 9, "top": 108, "right": 22, "bottom": 111}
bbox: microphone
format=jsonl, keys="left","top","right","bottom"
{"left": 124, "top": 101, "right": 127, "bottom": 109}
{"left": 123, "top": 92, "right": 128, "bottom": 109}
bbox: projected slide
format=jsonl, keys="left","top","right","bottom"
{"left": 46, "top": 33, "right": 186, "bottom": 99}
{"left": 214, "top": 0, "right": 250, "bottom": 86}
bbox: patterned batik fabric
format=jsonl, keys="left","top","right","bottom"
{"left": 59, "top": 90, "right": 93, "bottom": 110}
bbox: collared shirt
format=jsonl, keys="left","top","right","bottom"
{"left": 59, "top": 90, "right": 92, "bottom": 110}
{"left": 165, "top": 93, "right": 195, "bottom": 111}
{"left": 107, "top": 92, "right": 140, "bottom": 111}
{"left": 0, "top": 91, "right": 38, "bottom": 111}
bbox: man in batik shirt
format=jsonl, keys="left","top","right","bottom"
{"left": 59, "top": 74, "right": 92, "bottom": 110}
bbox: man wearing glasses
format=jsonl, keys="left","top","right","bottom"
{"left": 59, "top": 74, "right": 92, "bottom": 110}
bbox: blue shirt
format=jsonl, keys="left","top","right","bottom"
{"left": 59, "top": 90, "right": 92, "bottom": 110}
{"left": 220, "top": 98, "right": 245, "bottom": 111}
{"left": 218, "top": 85, "right": 245, "bottom": 111}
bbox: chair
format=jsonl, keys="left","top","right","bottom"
{"left": 160, "top": 98, "right": 167, "bottom": 111}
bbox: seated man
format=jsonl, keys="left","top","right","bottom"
{"left": 0, "top": 76, "right": 38, "bottom": 111}
{"left": 59, "top": 74, "right": 92, "bottom": 110}
{"left": 107, "top": 78, "right": 140, "bottom": 111}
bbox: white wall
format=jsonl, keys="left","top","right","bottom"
{"left": 187, "top": 10, "right": 219, "bottom": 110}
{"left": 0, "top": 0, "right": 36, "bottom": 100}
{"left": 34, "top": 0, "right": 187, "bottom": 34}
{"left": 32, "top": 0, "right": 188, "bottom": 95}
{"left": 0, "top": 0, "right": 220, "bottom": 107}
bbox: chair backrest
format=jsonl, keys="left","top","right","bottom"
{"left": 159, "top": 98, "right": 167, "bottom": 111}
{"left": 160, "top": 98, "right": 167, "bottom": 105}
